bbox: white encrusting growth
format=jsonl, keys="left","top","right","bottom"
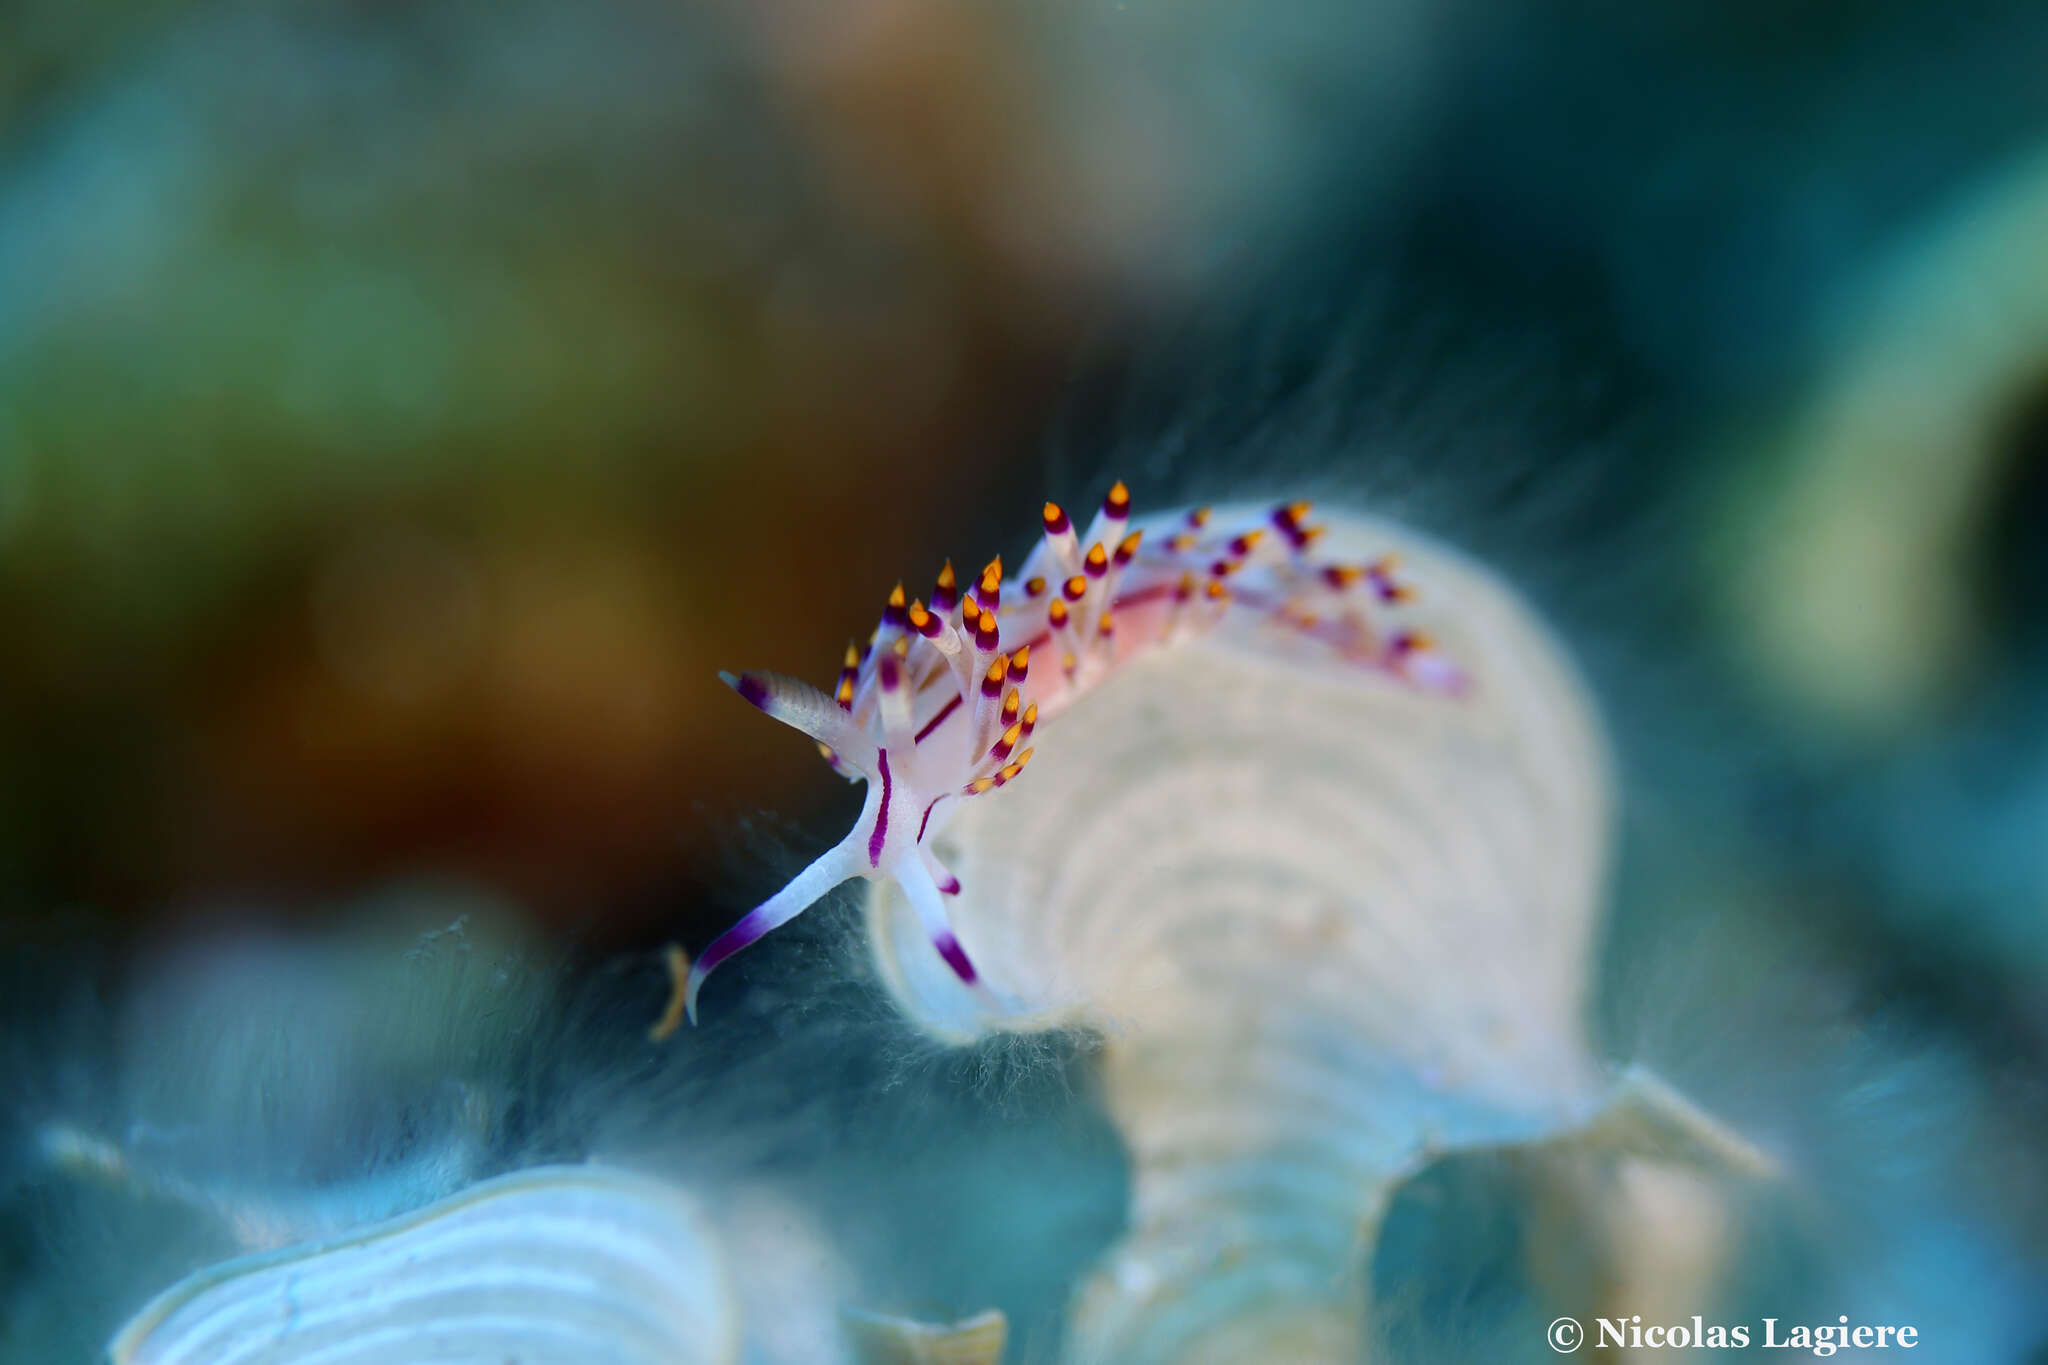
{"left": 688, "top": 484, "right": 1462, "bottom": 1023}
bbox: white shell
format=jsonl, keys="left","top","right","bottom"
{"left": 107, "top": 1164, "right": 739, "bottom": 1365}
{"left": 867, "top": 509, "right": 1620, "bottom": 1362}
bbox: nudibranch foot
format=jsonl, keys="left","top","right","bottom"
{"left": 685, "top": 484, "right": 1465, "bottom": 1021}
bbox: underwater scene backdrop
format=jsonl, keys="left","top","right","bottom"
{"left": 3, "top": 0, "right": 2046, "bottom": 1361}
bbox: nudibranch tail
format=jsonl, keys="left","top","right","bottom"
{"left": 680, "top": 484, "right": 1466, "bottom": 1023}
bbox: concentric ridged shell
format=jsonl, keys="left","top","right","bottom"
{"left": 866, "top": 509, "right": 1614, "bottom": 1363}
{"left": 107, "top": 1164, "right": 738, "bottom": 1365}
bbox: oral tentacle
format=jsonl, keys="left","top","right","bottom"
{"left": 684, "top": 834, "right": 867, "bottom": 1024}
{"left": 895, "top": 852, "right": 979, "bottom": 985}
{"left": 916, "top": 842, "right": 963, "bottom": 897}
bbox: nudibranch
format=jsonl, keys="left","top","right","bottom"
{"left": 687, "top": 482, "right": 1465, "bottom": 1022}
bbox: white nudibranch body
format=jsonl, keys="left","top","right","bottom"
{"left": 690, "top": 483, "right": 1464, "bottom": 1022}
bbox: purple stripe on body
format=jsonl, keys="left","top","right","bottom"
{"left": 868, "top": 749, "right": 892, "bottom": 866}
{"left": 734, "top": 674, "right": 770, "bottom": 709}
{"left": 914, "top": 694, "right": 962, "bottom": 743}
{"left": 917, "top": 796, "right": 944, "bottom": 843}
